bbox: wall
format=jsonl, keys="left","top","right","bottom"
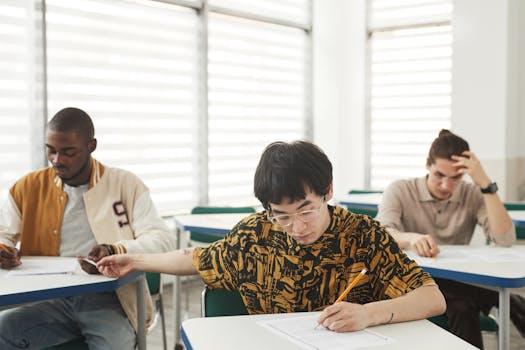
{"left": 313, "top": 0, "right": 366, "bottom": 199}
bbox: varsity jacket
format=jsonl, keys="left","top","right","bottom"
{"left": 0, "top": 158, "right": 174, "bottom": 332}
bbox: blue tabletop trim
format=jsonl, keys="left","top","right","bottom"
{"left": 422, "top": 266, "right": 525, "bottom": 288}
{"left": 181, "top": 326, "right": 193, "bottom": 350}
{"left": 0, "top": 272, "right": 141, "bottom": 307}
{"left": 183, "top": 225, "right": 229, "bottom": 236}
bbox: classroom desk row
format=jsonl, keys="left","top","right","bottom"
{"left": 174, "top": 213, "right": 525, "bottom": 350}
{"left": 0, "top": 257, "right": 148, "bottom": 349}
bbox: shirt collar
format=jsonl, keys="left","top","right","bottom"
{"left": 416, "top": 176, "right": 462, "bottom": 204}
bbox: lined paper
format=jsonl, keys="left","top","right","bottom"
{"left": 259, "top": 315, "right": 395, "bottom": 350}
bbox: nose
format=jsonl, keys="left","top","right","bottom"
{"left": 440, "top": 177, "right": 453, "bottom": 191}
{"left": 51, "top": 152, "right": 64, "bottom": 165}
{"left": 289, "top": 216, "right": 307, "bottom": 235}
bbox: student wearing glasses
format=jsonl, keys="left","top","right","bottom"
{"left": 97, "top": 140, "right": 446, "bottom": 331}
{"left": 375, "top": 129, "right": 525, "bottom": 348}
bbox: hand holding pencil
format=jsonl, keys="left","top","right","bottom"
{"left": 0, "top": 243, "right": 22, "bottom": 269}
{"left": 316, "top": 268, "right": 368, "bottom": 331}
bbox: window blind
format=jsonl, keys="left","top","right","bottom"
{"left": 0, "top": 0, "right": 33, "bottom": 202}
{"left": 45, "top": 0, "right": 199, "bottom": 214}
{"left": 207, "top": 12, "right": 309, "bottom": 205}
{"left": 368, "top": 0, "right": 453, "bottom": 189}
{"left": 208, "top": 0, "right": 310, "bottom": 26}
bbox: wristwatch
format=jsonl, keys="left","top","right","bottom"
{"left": 481, "top": 182, "right": 498, "bottom": 194}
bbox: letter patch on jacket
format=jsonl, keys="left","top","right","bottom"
{"left": 113, "top": 201, "right": 130, "bottom": 227}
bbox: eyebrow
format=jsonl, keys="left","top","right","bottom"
{"left": 45, "top": 144, "right": 78, "bottom": 152}
{"left": 271, "top": 199, "right": 313, "bottom": 215}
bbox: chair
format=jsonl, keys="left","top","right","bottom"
{"left": 504, "top": 202, "right": 525, "bottom": 240}
{"left": 189, "top": 206, "right": 256, "bottom": 244}
{"left": 201, "top": 286, "right": 248, "bottom": 317}
{"left": 347, "top": 189, "right": 383, "bottom": 194}
{"left": 44, "top": 272, "right": 166, "bottom": 350}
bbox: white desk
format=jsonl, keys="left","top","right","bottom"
{"left": 172, "top": 213, "right": 248, "bottom": 347}
{"left": 336, "top": 193, "right": 382, "bottom": 210}
{"left": 181, "top": 312, "right": 476, "bottom": 350}
{"left": 407, "top": 246, "right": 525, "bottom": 350}
{"left": 509, "top": 210, "right": 525, "bottom": 226}
{"left": 0, "top": 257, "right": 148, "bottom": 350}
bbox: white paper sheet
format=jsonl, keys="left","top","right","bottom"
{"left": 409, "top": 246, "right": 525, "bottom": 265}
{"left": 259, "top": 315, "right": 395, "bottom": 350}
{"left": 6, "top": 258, "right": 78, "bottom": 276}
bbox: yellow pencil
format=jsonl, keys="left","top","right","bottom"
{"left": 335, "top": 268, "right": 368, "bottom": 303}
{"left": 315, "top": 268, "right": 368, "bottom": 329}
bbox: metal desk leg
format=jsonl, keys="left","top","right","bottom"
{"left": 174, "top": 226, "right": 183, "bottom": 350}
{"left": 498, "top": 288, "right": 510, "bottom": 350}
{"left": 137, "top": 273, "right": 147, "bottom": 350}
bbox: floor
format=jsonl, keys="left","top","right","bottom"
{"left": 147, "top": 278, "right": 525, "bottom": 350}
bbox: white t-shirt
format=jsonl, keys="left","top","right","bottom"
{"left": 59, "top": 183, "right": 97, "bottom": 256}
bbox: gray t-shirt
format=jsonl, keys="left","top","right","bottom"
{"left": 375, "top": 176, "right": 515, "bottom": 245}
{"left": 59, "top": 183, "right": 97, "bottom": 256}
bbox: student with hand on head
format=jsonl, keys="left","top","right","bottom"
{"left": 376, "top": 129, "right": 525, "bottom": 348}
{"left": 97, "top": 140, "right": 445, "bottom": 333}
{"left": 0, "top": 107, "right": 174, "bottom": 349}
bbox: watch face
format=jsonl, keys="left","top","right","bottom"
{"left": 482, "top": 182, "right": 498, "bottom": 194}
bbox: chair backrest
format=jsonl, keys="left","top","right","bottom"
{"left": 348, "top": 189, "right": 383, "bottom": 195}
{"left": 201, "top": 287, "right": 248, "bottom": 317}
{"left": 190, "top": 206, "right": 256, "bottom": 243}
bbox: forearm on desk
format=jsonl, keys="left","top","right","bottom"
{"left": 363, "top": 284, "right": 446, "bottom": 326}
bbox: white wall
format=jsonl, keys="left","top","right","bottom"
{"left": 313, "top": 0, "right": 525, "bottom": 200}
{"left": 313, "top": 0, "right": 366, "bottom": 199}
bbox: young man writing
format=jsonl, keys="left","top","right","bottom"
{"left": 0, "top": 107, "right": 174, "bottom": 349}
{"left": 98, "top": 140, "right": 445, "bottom": 331}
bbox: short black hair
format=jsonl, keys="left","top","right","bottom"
{"left": 254, "top": 140, "right": 333, "bottom": 209}
{"left": 47, "top": 107, "right": 95, "bottom": 141}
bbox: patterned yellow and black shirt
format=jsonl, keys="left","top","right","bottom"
{"left": 193, "top": 205, "right": 433, "bottom": 314}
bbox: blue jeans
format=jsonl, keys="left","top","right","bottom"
{"left": 0, "top": 292, "right": 135, "bottom": 350}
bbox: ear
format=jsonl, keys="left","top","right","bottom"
{"left": 88, "top": 138, "right": 97, "bottom": 153}
{"left": 325, "top": 182, "right": 334, "bottom": 202}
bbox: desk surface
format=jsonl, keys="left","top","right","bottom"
{"left": 0, "top": 257, "right": 147, "bottom": 349}
{"left": 406, "top": 245, "right": 525, "bottom": 288}
{"left": 0, "top": 257, "right": 139, "bottom": 308}
{"left": 509, "top": 210, "right": 525, "bottom": 226}
{"left": 181, "top": 312, "right": 476, "bottom": 350}
{"left": 336, "top": 193, "right": 382, "bottom": 209}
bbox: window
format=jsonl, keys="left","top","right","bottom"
{"left": 207, "top": 12, "right": 310, "bottom": 205}
{"left": 367, "top": 0, "right": 453, "bottom": 189}
{"left": 0, "top": 0, "right": 311, "bottom": 213}
{"left": 0, "top": 0, "right": 33, "bottom": 202}
{"left": 46, "top": 0, "right": 199, "bottom": 214}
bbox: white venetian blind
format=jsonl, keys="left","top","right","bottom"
{"left": 368, "top": 0, "right": 453, "bottom": 189}
{"left": 45, "top": 0, "right": 199, "bottom": 214}
{"left": 207, "top": 11, "right": 309, "bottom": 205}
{"left": 0, "top": 0, "right": 33, "bottom": 202}
{"left": 208, "top": 0, "right": 310, "bottom": 26}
